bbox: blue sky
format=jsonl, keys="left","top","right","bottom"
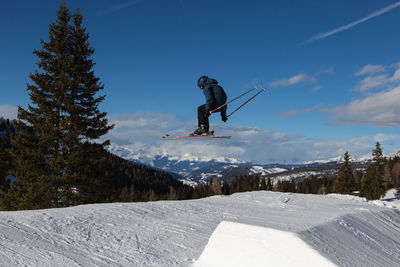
{"left": 1, "top": 0, "right": 400, "bottom": 163}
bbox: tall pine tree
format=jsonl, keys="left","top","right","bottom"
{"left": 0, "top": 137, "right": 11, "bottom": 205}
{"left": 266, "top": 177, "right": 273, "bottom": 191}
{"left": 333, "top": 151, "right": 355, "bottom": 194}
{"left": 360, "top": 142, "right": 386, "bottom": 200}
{"left": 0, "top": 118, "right": 12, "bottom": 192}
{"left": 5, "top": 2, "right": 113, "bottom": 210}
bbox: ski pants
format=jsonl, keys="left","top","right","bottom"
{"left": 197, "top": 104, "right": 209, "bottom": 130}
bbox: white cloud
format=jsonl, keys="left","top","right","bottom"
{"left": 323, "top": 85, "right": 400, "bottom": 127}
{"left": 373, "top": 133, "right": 398, "bottom": 145}
{"left": 0, "top": 104, "right": 18, "bottom": 120}
{"left": 322, "top": 62, "right": 400, "bottom": 127}
{"left": 390, "top": 69, "right": 400, "bottom": 82}
{"left": 270, "top": 73, "right": 316, "bottom": 88}
{"left": 355, "top": 74, "right": 390, "bottom": 92}
{"left": 355, "top": 64, "right": 386, "bottom": 76}
{"left": 104, "top": 111, "right": 394, "bottom": 164}
{"left": 352, "top": 63, "right": 400, "bottom": 92}
{"left": 304, "top": 1, "right": 400, "bottom": 44}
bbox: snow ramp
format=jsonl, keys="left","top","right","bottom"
{"left": 192, "top": 221, "right": 336, "bottom": 267}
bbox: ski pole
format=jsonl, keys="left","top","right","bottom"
{"left": 227, "top": 88, "right": 266, "bottom": 118}
{"left": 210, "top": 86, "right": 259, "bottom": 114}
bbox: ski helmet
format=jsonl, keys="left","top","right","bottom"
{"left": 197, "top": 75, "right": 208, "bottom": 89}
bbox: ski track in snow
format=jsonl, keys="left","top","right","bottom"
{"left": 0, "top": 191, "right": 399, "bottom": 266}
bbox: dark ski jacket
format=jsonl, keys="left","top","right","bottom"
{"left": 202, "top": 78, "right": 227, "bottom": 115}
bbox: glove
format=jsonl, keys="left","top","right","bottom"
{"left": 205, "top": 109, "right": 211, "bottom": 117}
{"left": 221, "top": 112, "right": 227, "bottom": 122}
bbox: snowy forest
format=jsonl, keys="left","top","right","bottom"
{"left": 1, "top": 2, "right": 400, "bottom": 211}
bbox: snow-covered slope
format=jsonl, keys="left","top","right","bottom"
{"left": 1, "top": 192, "right": 399, "bottom": 266}
{"left": 193, "top": 221, "right": 336, "bottom": 267}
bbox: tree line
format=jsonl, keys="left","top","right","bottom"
{"left": 1, "top": 114, "right": 199, "bottom": 209}
{"left": 201, "top": 142, "right": 400, "bottom": 201}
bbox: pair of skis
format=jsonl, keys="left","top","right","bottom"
{"left": 163, "top": 86, "right": 266, "bottom": 140}
{"left": 162, "top": 133, "right": 231, "bottom": 140}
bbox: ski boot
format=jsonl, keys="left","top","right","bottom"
{"left": 190, "top": 125, "right": 214, "bottom": 136}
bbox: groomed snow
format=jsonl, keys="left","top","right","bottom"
{"left": 0, "top": 191, "right": 399, "bottom": 266}
{"left": 193, "top": 221, "right": 336, "bottom": 267}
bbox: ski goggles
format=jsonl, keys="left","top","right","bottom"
{"left": 198, "top": 77, "right": 207, "bottom": 89}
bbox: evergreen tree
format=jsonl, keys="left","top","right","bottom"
{"left": 230, "top": 177, "right": 239, "bottom": 194}
{"left": 222, "top": 181, "right": 230, "bottom": 195}
{"left": 0, "top": 119, "right": 12, "bottom": 180}
{"left": 391, "top": 161, "right": 400, "bottom": 188}
{"left": 297, "top": 179, "right": 307, "bottom": 194}
{"left": 288, "top": 180, "right": 296, "bottom": 193}
{"left": 360, "top": 166, "right": 379, "bottom": 200}
{"left": 396, "top": 188, "right": 400, "bottom": 200}
{"left": 352, "top": 170, "right": 362, "bottom": 192}
{"left": 253, "top": 176, "right": 260, "bottom": 191}
{"left": 238, "top": 175, "right": 248, "bottom": 192}
{"left": 0, "top": 137, "right": 9, "bottom": 182}
{"left": 60, "top": 7, "right": 114, "bottom": 205}
{"left": 5, "top": 2, "right": 113, "bottom": 210}
{"left": 260, "top": 178, "right": 267, "bottom": 190}
{"left": 167, "top": 186, "right": 178, "bottom": 200}
{"left": 360, "top": 142, "right": 386, "bottom": 200}
{"left": 317, "top": 184, "right": 326, "bottom": 195}
{"left": 383, "top": 164, "right": 393, "bottom": 190}
{"left": 266, "top": 177, "right": 273, "bottom": 191}
{"left": 211, "top": 178, "right": 222, "bottom": 195}
{"left": 333, "top": 151, "right": 355, "bottom": 194}
{"left": 0, "top": 138, "right": 11, "bottom": 205}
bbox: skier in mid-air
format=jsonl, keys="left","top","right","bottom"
{"left": 191, "top": 75, "right": 228, "bottom": 136}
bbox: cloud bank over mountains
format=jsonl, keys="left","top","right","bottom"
{"left": 0, "top": 104, "right": 17, "bottom": 120}
{"left": 105, "top": 112, "right": 396, "bottom": 164}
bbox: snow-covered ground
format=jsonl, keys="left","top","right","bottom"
{"left": 193, "top": 221, "right": 336, "bottom": 267}
{"left": 0, "top": 191, "right": 400, "bottom": 266}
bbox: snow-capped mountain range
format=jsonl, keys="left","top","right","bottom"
{"left": 108, "top": 144, "right": 377, "bottom": 184}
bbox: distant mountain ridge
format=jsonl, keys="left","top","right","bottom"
{"left": 108, "top": 144, "right": 373, "bottom": 184}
